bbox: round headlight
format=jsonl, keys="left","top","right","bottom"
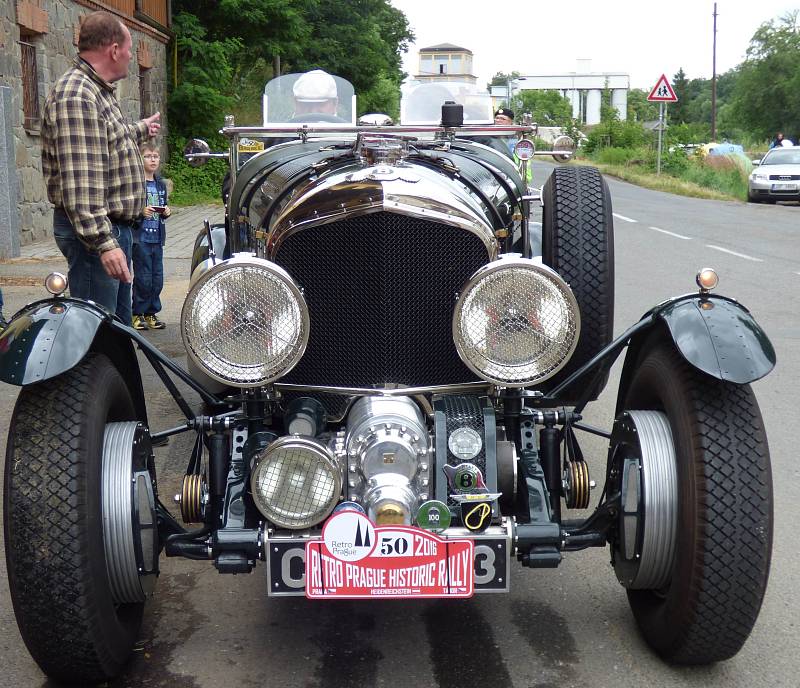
{"left": 250, "top": 436, "right": 342, "bottom": 529}
{"left": 181, "top": 255, "right": 309, "bottom": 386}
{"left": 453, "top": 257, "right": 580, "bottom": 386}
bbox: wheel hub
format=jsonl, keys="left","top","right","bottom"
{"left": 609, "top": 411, "right": 677, "bottom": 589}
{"left": 102, "top": 422, "right": 159, "bottom": 604}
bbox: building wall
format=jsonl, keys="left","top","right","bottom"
{"left": 0, "top": 1, "right": 169, "bottom": 254}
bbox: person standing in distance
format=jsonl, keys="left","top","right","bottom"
{"left": 41, "top": 11, "right": 160, "bottom": 323}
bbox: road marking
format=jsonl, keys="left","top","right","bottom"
{"left": 649, "top": 226, "right": 691, "bottom": 240}
{"left": 613, "top": 213, "right": 638, "bottom": 223}
{"left": 705, "top": 244, "right": 764, "bottom": 262}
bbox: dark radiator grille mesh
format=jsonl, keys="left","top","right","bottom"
{"left": 274, "top": 212, "right": 489, "bottom": 418}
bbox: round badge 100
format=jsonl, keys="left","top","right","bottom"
{"left": 321, "top": 510, "right": 377, "bottom": 562}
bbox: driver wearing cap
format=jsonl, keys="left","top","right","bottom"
{"left": 293, "top": 69, "right": 339, "bottom": 116}
{"left": 493, "top": 107, "right": 516, "bottom": 157}
{"left": 494, "top": 107, "right": 514, "bottom": 125}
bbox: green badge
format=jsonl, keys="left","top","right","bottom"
{"left": 415, "top": 500, "right": 451, "bottom": 532}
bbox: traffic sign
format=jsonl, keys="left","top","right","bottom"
{"left": 647, "top": 74, "right": 678, "bottom": 102}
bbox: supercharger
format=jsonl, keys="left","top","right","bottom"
{"left": 344, "top": 396, "right": 431, "bottom": 525}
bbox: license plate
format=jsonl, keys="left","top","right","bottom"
{"left": 267, "top": 523, "right": 510, "bottom": 597}
{"left": 771, "top": 183, "right": 797, "bottom": 191}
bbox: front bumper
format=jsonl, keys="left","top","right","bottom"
{"left": 748, "top": 178, "right": 800, "bottom": 200}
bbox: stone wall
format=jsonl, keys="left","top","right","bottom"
{"left": 0, "top": 1, "right": 169, "bottom": 255}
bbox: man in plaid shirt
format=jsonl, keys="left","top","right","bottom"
{"left": 42, "top": 11, "right": 160, "bottom": 324}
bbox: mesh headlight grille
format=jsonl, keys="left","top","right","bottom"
{"left": 454, "top": 259, "right": 580, "bottom": 386}
{"left": 181, "top": 257, "right": 309, "bottom": 386}
{"left": 250, "top": 437, "right": 341, "bottom": 529}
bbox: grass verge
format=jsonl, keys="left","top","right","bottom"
{"left": 574, "top": 159, "right": 737, "bottom": 201}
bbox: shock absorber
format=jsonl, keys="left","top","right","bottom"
{"left": 538, "top": 415, "right": 561, "bottom": 523}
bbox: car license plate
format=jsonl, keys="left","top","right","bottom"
{"left": 771, "top": 183, "right": 797, "bottom": 191}
{"left": 267, "top": 522, "right": 509, "bottom": 597}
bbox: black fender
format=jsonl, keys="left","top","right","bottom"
{"left": 190, "top": 222, "right": 228, "bottom": 277}
{"left": 615, "top": 294, "right": 775, "bottom": 414}
{"left": 0, "top": 298, "right": 148, "bottom": 423}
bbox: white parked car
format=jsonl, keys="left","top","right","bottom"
{"left": 748, "top": 146, "right": 800, "bottom": 203}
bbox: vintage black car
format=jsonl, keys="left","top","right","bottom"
{"left": 1, "top": 74, "right": 775, "bottom": 684}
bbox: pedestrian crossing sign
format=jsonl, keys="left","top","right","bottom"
{"left": 647, "top": 74, "right": 678, "bottom": 102}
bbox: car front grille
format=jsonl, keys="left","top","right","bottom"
{"left": 274, "top": 212, "right": 490, "bottom": 419}
{"left": 768, "top": 174, "right": 800, "bottom": 180}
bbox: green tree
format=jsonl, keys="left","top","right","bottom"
{"left": 513, "top": 90, "right": 572, "bottom": 126}
{"left": 168, "top": 0, "right": 413, "bottom": 130}
{"left": 627, "top": 89, "right": 659, "bottom": 122}
{"left": 729, "top": 12, "right": 800, "bottom": 138}
{"left": 168, "top": 12, "right": 242, "bottom": 135}
{"left": 670, "top": 68, "right": 690, "bottom": 124}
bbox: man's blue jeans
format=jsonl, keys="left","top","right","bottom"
{"left": 132, "top": 241, "right": 164, "bottom": 315}
{"left": 53, "top": 209, "right": 133, "bottom": 324}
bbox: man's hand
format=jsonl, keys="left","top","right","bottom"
{"left": 143, "top": 206, "right": 155, "bottom": 219}
{"left": 143, "top": 111, "right": 161, "bottom": 138}
{"left": 100, "top": 248, "right": 132, "bottom": 283}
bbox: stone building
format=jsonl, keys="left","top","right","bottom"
{"left": 414, "top": 44, "right": 477, "bottom": 84}
{"left": 0, "top": 0, "right": 171, "bottom": 258}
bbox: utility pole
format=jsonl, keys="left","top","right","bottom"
{"left": 711, "top": 2, "right": 718, "bottom": 140}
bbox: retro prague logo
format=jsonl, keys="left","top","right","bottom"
{"left": 321, "top": 509, "right": 376, "bottom": 562}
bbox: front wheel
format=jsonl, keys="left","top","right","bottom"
{"left": 610, "top": 339, "right": 772, "bottom": 664}
{"left": 4, "top": 353, "right": 157, "bottom": 684}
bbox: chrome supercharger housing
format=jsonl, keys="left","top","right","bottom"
{"left": 344, "top": 396, "right": 430, "bottom": 525}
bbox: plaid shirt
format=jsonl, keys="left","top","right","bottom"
{"left": 42, "top": 58, "right": 148, "bottom": 253}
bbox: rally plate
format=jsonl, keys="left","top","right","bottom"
{"left": 267, "top": 520, "right": 510, "bottom": 597}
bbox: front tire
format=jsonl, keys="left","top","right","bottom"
{"left": 4, "top": 354, "right": 145, "bottom": 683}
{"left": 616, "top": 340, "right": 773, "bottom": 664}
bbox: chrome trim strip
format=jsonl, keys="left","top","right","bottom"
{"left": 223, "top": 124, "right": 536, "bottom": 136}
{"left": 273, "top": 381, "right": 492, "bottom": 396}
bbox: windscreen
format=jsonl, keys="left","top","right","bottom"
{"left": 400, "top": 81, "right": 494, "bottom": 125}
{"left": 262, "top": 73, "right": 356, "bottom": 125}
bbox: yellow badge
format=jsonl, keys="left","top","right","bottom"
{"left": 238, "top": 138, "right": 265, "bottom": 153}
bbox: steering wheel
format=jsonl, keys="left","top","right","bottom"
{"left": 287, "top": 113, "right": 348, "bottom": 124}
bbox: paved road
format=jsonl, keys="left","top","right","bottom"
{"left": 0, "top": 165, "right": 797, "bottom": 687}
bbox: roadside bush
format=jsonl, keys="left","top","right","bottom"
{"left": 162, "top": 134, "right": 227, "bottom": 206}
{"left": 584, "top": 120, "right": 650, "bottom": 153}
{"left": 659, "top": 148, "right": 691, "bottom": 175}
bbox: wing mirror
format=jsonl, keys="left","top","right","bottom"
{"left": 751, "top": 159, "right": 762, "bottom": 165}
{"left": 183, "top": 138, "right": 229, "bottom": 167}
{"left": 184, "top": 138, "right": 210, "bottom": 167}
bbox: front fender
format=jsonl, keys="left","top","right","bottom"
{"left": 615, "top": 294, "right": 775, "bottom": 415}
{"left": 0, "top": 298, "right": 147, "bottom": 421}
{"left": 656, "top": 295, "right": 775, "bottom": 383}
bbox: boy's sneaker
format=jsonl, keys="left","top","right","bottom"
{"left": 145, "top": 314, "right": 165, "bottom": 330}
{"left": 132, "top": 314, "right": 148, "bottom": 330}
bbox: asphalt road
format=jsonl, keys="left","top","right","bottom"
{"left": 1, "top": 160, "right": 798, "bottom": 687}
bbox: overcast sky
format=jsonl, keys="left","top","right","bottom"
{"left": 390, "top": 1, "right": 798, "bottom": 90}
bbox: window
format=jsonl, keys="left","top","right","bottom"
{"left": 420, "top": 55, "right": 433, "bottom": 76}
{"left": 19, "top": 38, "right": 41, "bottom": 131}
{"left": 139, "top": 66, "right": 152, "bottom": 119}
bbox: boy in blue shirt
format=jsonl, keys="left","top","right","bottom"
{"left": 132, "top": 143, "right": 171, "bottom": 330}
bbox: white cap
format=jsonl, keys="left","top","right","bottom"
{"left": 293, "top": 70, "right": 337, "bottom": 103}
